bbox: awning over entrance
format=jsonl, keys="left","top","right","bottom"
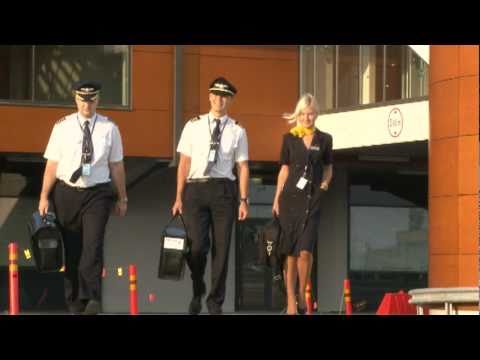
{"left": 316, "top": 100, "right": 429, "bottom": 150}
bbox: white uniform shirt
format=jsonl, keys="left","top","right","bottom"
{"left": 177, "top": 113, "right": 248, "bottom": 181}
{"left": 44, "top": 112, "right": 124, "bottom": 187}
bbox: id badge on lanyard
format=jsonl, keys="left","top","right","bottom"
{"left": 82, "top": 163, "right": 91, "bottom": 177}
{"left": 208, "top": 148, "right": 217, "bottom": 162}
{"left": 296, "top": 165, "right": 308, "bottom": 190}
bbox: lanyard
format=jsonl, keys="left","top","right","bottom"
{"left": 302, "top": 132, "right": 319, "bottom": 178}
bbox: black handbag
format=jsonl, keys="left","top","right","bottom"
{"left": 27, "top": 211, "right": 65, "bottom": 273}
{"left": 157, "top": 214, "right": 190, "bottom": 281}
{"left": 256, "top": 217, "right": 283, "bottom": 281}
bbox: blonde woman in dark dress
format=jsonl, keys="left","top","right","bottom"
{"left": 272, "top": 94, "right": 333, "bottom": 315}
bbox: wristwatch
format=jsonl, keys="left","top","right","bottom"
{"left": 240, "top": 197, "right": 249, "bottom": 205}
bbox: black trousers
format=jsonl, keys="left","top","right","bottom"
{"left": 51, "top": 181, "right": 114, "bottom": 306}
{"left": 183, "top": 179, "right": 237, "bottom": 307}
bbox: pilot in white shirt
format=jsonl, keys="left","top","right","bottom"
{"left": 44, "top": 111, "right": 124, "bottom": 188}
{"left": 172, "top": 77, "right": 250, "bottom": 315}
{"left": 177, "top": 112, "right": 248, "bottom": 181}
{"left": 38, "top": 80, "right": 128, "bottom": 315}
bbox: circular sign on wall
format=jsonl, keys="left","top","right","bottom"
{"left": 388, "top": 108, "right": 403, "bottom": 137}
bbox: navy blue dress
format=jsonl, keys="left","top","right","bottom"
{"left": 278, "top": 129, "right": 333, "bottom": 256}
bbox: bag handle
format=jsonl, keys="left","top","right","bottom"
{"left": 34, "top": 210, "right": 55, "bottom": 224}
{"left": 165, "top": 213, "right": 187, "bottom": 230}
{"left": 44, "top": 211, "right": 56, "bottom": 220}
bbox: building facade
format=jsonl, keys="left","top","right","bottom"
{"left": 0, "top": 45, "right": 477, "bottom": 313}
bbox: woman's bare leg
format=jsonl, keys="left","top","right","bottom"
{"left": 297, "top": 250, "right": 313, "bottom": 309}
{"left": 285, "top": 256, "right": 298, "bottom": 315}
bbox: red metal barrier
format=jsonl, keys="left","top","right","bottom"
{"left": 8, "top": 243, "right": 19, "bottom": 315}
{"left": 129, "top": 265, "right": 138, "bottom": 315}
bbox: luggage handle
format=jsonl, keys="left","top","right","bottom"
{"left": 164, "top": 213, "right": 187, "bottom": 231}
{"left": 40, "top": 211, "right": 57, "bottom": 224}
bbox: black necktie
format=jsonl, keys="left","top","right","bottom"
{"left": 82, "top": 121, "right": 93, "bottom": 163}
{"left": 203, "top": 119, "right": 221, "bottom": 176}
{"left": 70, "top": 120, "right": 93, "bottom": 183}
{"left": 212, "top": 118, "right": 221, "bottom": 141}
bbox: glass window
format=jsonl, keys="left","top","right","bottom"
{"left": 337, "top": 45, "right": 360, "bottom": 108}
{"left": 407, "top": 47, "right": 429, "bottom": 98}
{"left": 300, "top": 45, "right": 430, "bottom": 111}
{"left": 0, "top": 46, "right": 32, "bottom": 101}
{"left": 35, "top": 45, "right": 129, "bottom": 106}
{"left": 350, "top": 206, "right": 428, "bottom": 272}
{"left": 359, "top": 45, "right": 384, "bottom": 105}
{"left": 300, "top": 45, "right": 315, "bottom": 95}
{"left": 385, "top": 45, "right": 406, "bottom": 101}
{"left": 350, "top": 184, "right": 419, "bottom": 207}
{"left": 0, "top": 45, "right": 130, "bottom": 107}
{"left": 316, "top": 45, "right": 336, "bottom": 111}
{"left": 349, "top": 173, "right": 428, "bottom": 273}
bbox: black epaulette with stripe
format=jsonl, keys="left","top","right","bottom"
{"left": 55, "top": 116, "right": 66, "bottom": 125}
{"left": 189, "top": 116, "right": 201, "bottom": 122}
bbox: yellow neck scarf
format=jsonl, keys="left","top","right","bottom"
{"left": 290, "top": 125, "right": 315, "bottom": 138}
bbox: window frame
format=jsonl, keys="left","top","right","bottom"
{"left": 299, "top": 45, "right": 429, "bottom": 115}
{"left": 348, "top": 204, "right": 429, "bottom": 273}
{"left": 0, "top": 45, "right": 132, "bottom": 111}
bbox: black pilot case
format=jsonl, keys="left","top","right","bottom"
{"left": 27, "top": 211, "right": 65, "bottom": 273}
{"left": 157, "top": 214, "right": 190, "bottom": 281}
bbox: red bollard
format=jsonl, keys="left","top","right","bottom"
{"left": 305, "top": 280, "right": 314, "bottom": 315}
{"left": 129, "top": 265, "right": 138, "bottom": 315}
{"left": 343, "top": 279, "right": 353, "bottom": 316}
{"left": 8, "top": 243, "right": 19, "bottom": 315}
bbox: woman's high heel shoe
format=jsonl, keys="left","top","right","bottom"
{"left": 297, "top": 305, "right": 307, "bottom": 315}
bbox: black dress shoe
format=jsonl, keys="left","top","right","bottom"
{"left": 189, "top": 281, "right": 206, "bottom": 315}
{"left": 189, "top": 296, "right": 203, "bottom": 315}
{"left": 206, "top": 300, "right": 223, "bottom": 315}
{"left": 82, "top": 300, "right": 101, "bottom": 315}
{"left": 67, "top": 300, "right": 86, "bottom": 315}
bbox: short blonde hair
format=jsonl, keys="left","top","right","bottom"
{"left": 283, "top": 93, "right": 319, "bottom": 125}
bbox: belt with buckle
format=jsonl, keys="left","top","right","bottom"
{"left": 58, "top": 180, "right": 110, "bottom": 192}
{"left": 186, "top": 177, "right": 231, "bottom": 184}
